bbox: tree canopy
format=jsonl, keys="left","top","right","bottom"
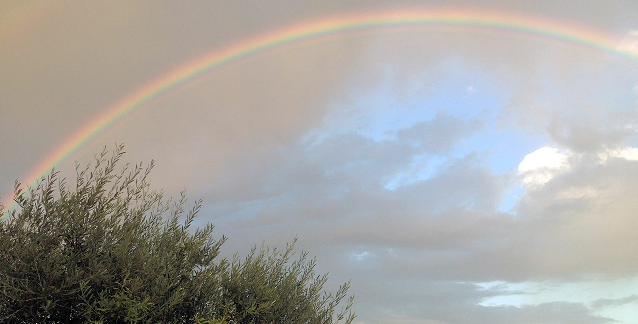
{"left": 0, "top": 145, "right": 355, "bottom": 323}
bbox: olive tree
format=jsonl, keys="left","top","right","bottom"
{"left": 0, "top": 145, "right": 355, "bottom": 323}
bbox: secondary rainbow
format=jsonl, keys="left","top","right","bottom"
{"left": 2, "top": 8, "right": 634, "bottom": 213}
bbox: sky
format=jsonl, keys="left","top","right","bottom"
{"left": 2, "top": 1, "right": 638, "bottom": 323}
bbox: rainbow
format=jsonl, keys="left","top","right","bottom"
{"left": 2, "top": 8, "right": 635, "bottom": 214}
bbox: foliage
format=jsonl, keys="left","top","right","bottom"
{"left": 219, "top": 241, "right": 355, "bottom": 324}
{"left": 0, "top": 145, "right": 355, "bottom": 323}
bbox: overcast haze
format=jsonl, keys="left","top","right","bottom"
{"left": 3, "top": 1, "right": 638, "bottom": 323}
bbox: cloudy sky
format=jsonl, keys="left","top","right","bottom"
{"left": 3, "top": 1, "right": 638, "bottom": 323}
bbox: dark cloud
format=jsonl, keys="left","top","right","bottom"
{"left": 512, "top": 157, "right": 638, "bottom": 279}
{"left": 471, "top": 302, "right": 615, "bottom": 324}
{"left": 327, "top": 275, "right": 615, "bottom": 324}
{"left": 591, "top": 294, "right": 638, "bottom": 309}
{"left": 547, "top": 115, "right": 638, "bottom": 153}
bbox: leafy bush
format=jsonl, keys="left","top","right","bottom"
{"left": 0, "top": 145, "right": 355, "bottom": 323}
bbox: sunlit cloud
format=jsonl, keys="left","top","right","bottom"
{"left": 599, "top": 146, "right": 638, "bottom": 163}
{"left": 617, "top": 30, "right": 638, "bottom": 56}
{"left": 518, "top": 146, "right": 571, "bottom": 188}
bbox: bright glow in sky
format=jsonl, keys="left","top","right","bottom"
{"left": 2, "top": 1, "right": 638, "bottom": 323}
{"left": 518, "top": 146, "right": 570, "bottom": 187}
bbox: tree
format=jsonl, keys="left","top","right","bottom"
{"left": 0, "top": 145, "right": 355, "bottom": 323}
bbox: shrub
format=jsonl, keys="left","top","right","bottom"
{"left": 0, "top": 145, "right": 354, "bottom": 323}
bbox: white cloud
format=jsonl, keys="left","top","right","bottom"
{"left": 617, "top": 30, "right": 638, "bottom": 56}
{"left": 518, "top": 146, "right": 571, "bottom": 188}
{"left": 598, "top": 146, "right": 638, "bottom": 163}
{"left": 518, "top": 145, "right": 638, "bottom": 194}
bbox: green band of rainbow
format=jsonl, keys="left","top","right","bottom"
{"left": 2, "top": 9, "right": 635, "bottom": 213}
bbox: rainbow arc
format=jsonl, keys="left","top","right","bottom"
{"left": 2, "top": 9, "right": 634, "bottom": 213}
